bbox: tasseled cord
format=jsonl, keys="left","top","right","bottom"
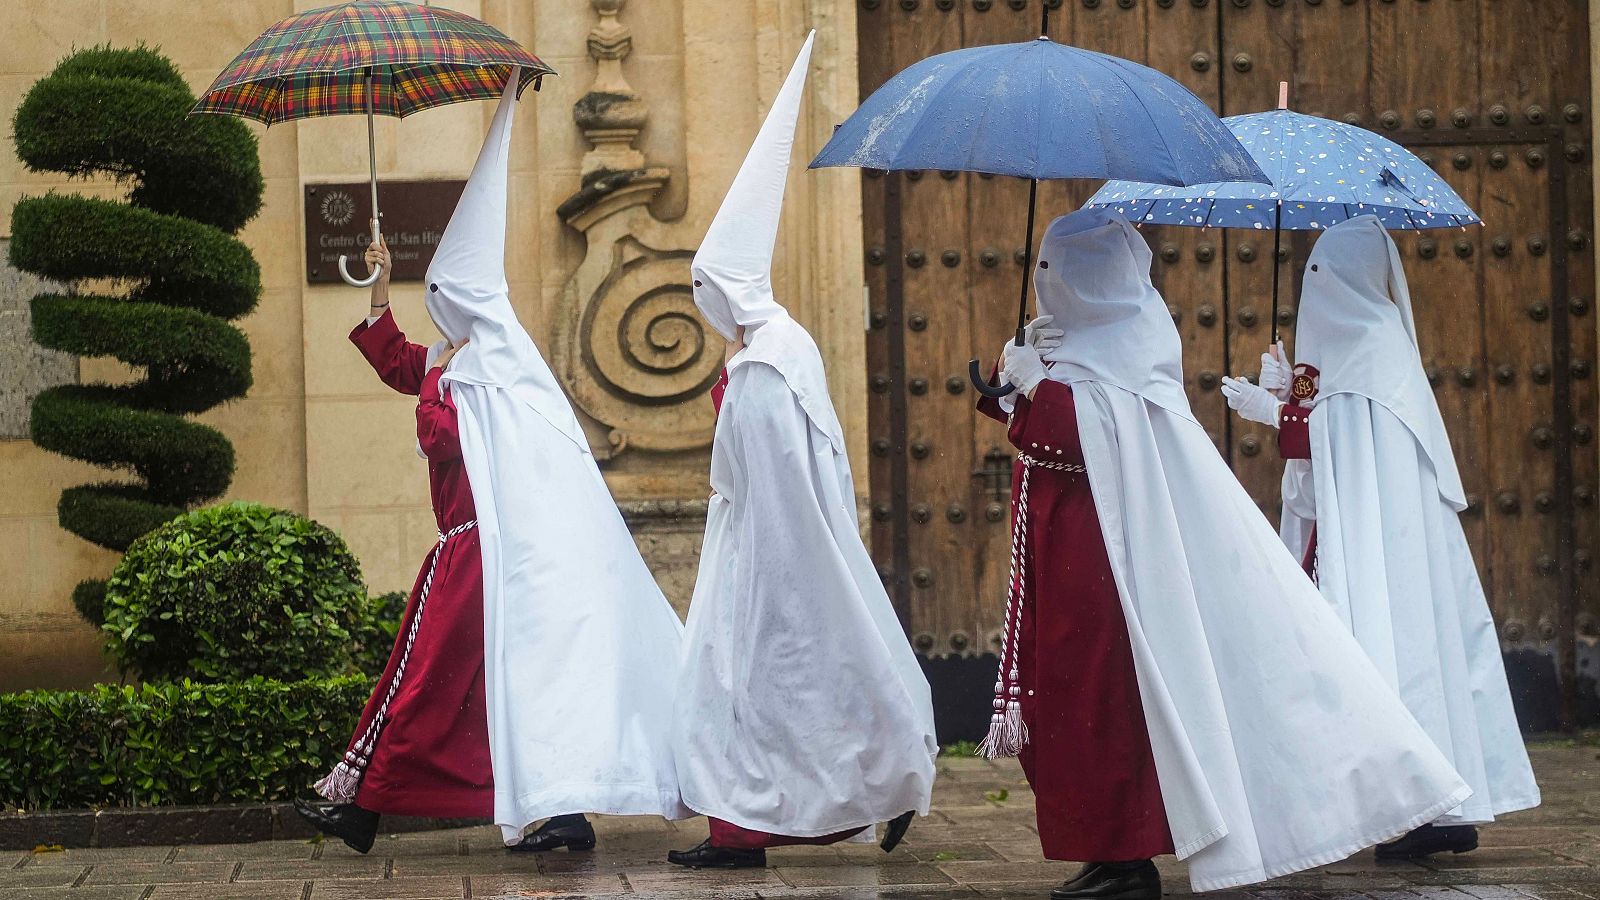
{"left": 315, "top": 520, "right": 477, "bottom": 802}
{"left": 977, "top": 452, "right": 1084, "bottom": 759}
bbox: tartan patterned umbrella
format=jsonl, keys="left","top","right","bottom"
{"left": 194, "top": 0, "right": 555, "bottom": 285}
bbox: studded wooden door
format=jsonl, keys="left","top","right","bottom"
{"left": 858, "top": 0, "right": 1596, "bottom": 732}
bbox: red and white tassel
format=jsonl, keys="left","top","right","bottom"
{"left": 976, "top": 453, "right": 1083, "bottom": 760}
{"left": 313, "top": 520, "right": 475, "bottom": 802}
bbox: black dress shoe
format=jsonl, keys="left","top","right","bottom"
{"left": 293, "top": 797, "right": 380, "bottom": 854}
{"left": 881, "top": 810, "right": 915, "bottom": 853}
{"left": 1050, "top": 860, "right": 1161, "bottom": 900}
{"left": 1375, "top": 824, "right": 1479, "bottom": 860}
{"left": 666, "top": 838, "right": 767, "bottom": 869}
{"left": 510, "top": 814, "right": 596, "bottom": 852}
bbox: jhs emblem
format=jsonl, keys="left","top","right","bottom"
{"left": 1291, "top": 363, "right": 1320, "bottom": 403}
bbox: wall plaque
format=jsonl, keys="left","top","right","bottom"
{"left": 304, "top": 180, "right": 466, "bottom": 283}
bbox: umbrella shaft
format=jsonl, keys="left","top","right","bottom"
{"left": 1269, "top": 199, "right": 1282, "bottom": 343}
{"left": 365, "top": 66, "right": 381, "bottom": 225}
{"left": 1015, "top": 177, "right": 1039, "bottom": 341}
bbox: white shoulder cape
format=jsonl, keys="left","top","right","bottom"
{"left": 449, "top": 378, "right": 690, "bottom": 843}
{"left": 1072, "top": 381, "right": 1471, "bottom": 891}
{"left": 1280, "top": 394, "right": 1540, "bottom": 825}
{"left": 674, "top": 361, "right": 937, "bottom": 836}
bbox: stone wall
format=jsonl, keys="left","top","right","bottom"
{"left": 0, "top": 0, "right": 862, "bottom": 688}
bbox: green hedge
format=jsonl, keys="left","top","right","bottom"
{"left": 11, "top": 45, "right": 264, "bottom": 623}
{"left": 0, "top": 676, "right": 371, "bottom": 810}
{"left": 104, "top": 503, "right": 369, "bottom": 684}
{"left": 352, "top": 591, "right": 409, "bottom": 677}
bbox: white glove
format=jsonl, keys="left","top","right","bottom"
{"left": 1221, "top": 375, "right": 1283, "bottom": 427}
{"left": 1258, "top": 340, "right": 1291, "bottom": 400}
{"left": 1002, "top": 340, "right": 1049, "bottom": 397}
{"left": 1023, "top": 315, "right": 1063, "bottom": 354}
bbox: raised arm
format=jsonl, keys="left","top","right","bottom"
{"left": 347, "top": 237, "right": 431, "bottom": 395}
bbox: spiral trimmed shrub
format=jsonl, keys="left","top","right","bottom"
{"left": 10, "top": 46, "right": 264, "bottom": 623}
{"left": 103, "top": 502, "right": 369, "bottom": 683}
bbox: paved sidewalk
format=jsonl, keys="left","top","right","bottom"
{"left": 4, "top": 742, "right": 1597, "bottom": 900}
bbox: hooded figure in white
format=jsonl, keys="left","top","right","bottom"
{"left": 669, "top": 33, "right": 938, "bottom": 864}
{"left": 427, "top": 72, "right": 689, "bottom": 843}
{"left": 994, "top": 207, "right": 1472, "bottom": 892}
{"left": 1223, "top": 214, "right": 1539, "bottom": 853}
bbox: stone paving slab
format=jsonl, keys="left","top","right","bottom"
{"left": 2, "top": 743, "right": 1596, "bottom": 899}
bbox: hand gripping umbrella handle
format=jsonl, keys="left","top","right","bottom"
{"left": 338, "top": 218, "right": 384, "bottom": 288}
{"left": 969, "top": 327, "right": 1026, "bottom": 398}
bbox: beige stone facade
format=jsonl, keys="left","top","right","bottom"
{"left": 0, "top": 0, "right": 864, "bottom": 690}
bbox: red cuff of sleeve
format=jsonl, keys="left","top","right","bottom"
{"left": 420, "top": 366, "right": 446, "bottom": 403}
{"left": 1278, "top": 403, "right": 1313, "bottom": 459}
{"left": 349, "top": 307, "right": 397, "bottom": 347}
{"left": 710, "top": 367, "right": 729, "bottom": 415}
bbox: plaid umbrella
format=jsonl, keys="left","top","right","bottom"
{"left": 194, "top": 0, "right": 556, "bottom": 285}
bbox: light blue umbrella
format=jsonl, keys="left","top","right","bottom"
{"left": 1086, "top": 103, "right": 1480, "bottom": 338}
{"left": 810, "top": 11, "right": 1268, "bottom": 396}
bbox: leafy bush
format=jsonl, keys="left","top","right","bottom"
{"left": 11, "top": 45, "right": 264, "bottom": 622}
{"left": 352, "top": 591, "right": 409, "bottom": 677}
{"left": 103, "top": 503, "right": 368, "bottom": 683}
{"left": 0, "top": 676, "right": 371, "bottom": 810}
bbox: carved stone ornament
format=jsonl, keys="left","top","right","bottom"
{"left": 554, "top": 0, "right": 718, "bottom": 458}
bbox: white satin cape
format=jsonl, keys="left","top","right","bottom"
{"left": 673, "top": 331, "right": 938, "bottom": 837}
{"left": 428, "top": 71, "right": 688, "bottom": 844}
{"left": 1279, "top": 216, "right": 1539, "bottom": 825}
{"left": 1023, "top": 208, "right": 1470, "bottom": 891}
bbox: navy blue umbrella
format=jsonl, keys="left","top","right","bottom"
{"left": 811, "top": 11, "right": 1268, "bottom": 395}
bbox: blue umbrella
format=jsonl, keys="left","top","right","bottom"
{"left": 1086, "top": 103, "right": 1480, "bottom": 339}
{"left": 810, "top": 12, "right": 1267, "bottom": 396}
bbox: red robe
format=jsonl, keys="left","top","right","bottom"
{"left": 702, "top": 366, "right": 865, "bottom": 851}
{"left": 979, "top": 376, "right": 1174, "bottom": 862}
{"left": 1277, "top": 401, "right": 1318, "bottom": 575}
{"left": 342, "top": 311, "right": 494, "bottom": 817}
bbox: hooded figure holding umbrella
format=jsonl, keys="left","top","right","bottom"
{"left": 1221, "top": 215, "right": 1540, "bottom": 859}
{"left": 197, "top": 2, "right": 689, "bottom": 854}
{"left": 980, "top": 207, "right": 1473, "bottom": 898}
{"left": 295, "top": 71, "right": 688, "bottom": 856}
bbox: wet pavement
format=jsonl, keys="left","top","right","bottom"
{"left": 3, "top": 741, "right": 1597, "bottom": 900}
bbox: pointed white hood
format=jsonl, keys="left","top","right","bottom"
{"left": 430, "top": 68, "right": 586, "bottom": 449}
{"left": 691, "top": 32, "right": 814, "bottom": 340}
{"left": 692, "top": 32, "right": 843, "bottom": 453}
{"left": 431, "top": 70, "right": 691, "bottom": 839}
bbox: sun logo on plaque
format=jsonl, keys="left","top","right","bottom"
{"left": 320, "top": 190, "right": 356, "bottom": 227}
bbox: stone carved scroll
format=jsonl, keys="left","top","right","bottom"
{"left": 553, "top": 0, "right": 717, "bottom": 458}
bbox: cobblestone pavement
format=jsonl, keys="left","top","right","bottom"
{"left": 4, "top": 742, "right": 1597, "bottom": 900}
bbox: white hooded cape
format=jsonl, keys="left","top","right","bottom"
{"left": 1279, "top": 215, "right": 1539, "bottom": 825}
{"left": 428, "top": 73, "right": 688, "bottom": 842}
{"left": 1021, "top": 208, "right": 1471, "bottom": 890}
{"left": 673, "top": 32, "right": 939, "bottom": 837}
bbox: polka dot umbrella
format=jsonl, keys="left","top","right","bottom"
{"left": 1086, "top": 87, "right": 1480, "bottom": 341}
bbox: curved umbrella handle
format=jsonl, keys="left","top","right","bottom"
{"left": 969, "top": 327, "right": 1026, "bottom": 398}
{"left": 338, "top": 254, "right": 383, "bottom": 288}
{"left": 970, "top": 359, "right": 1016, "bottom": 398}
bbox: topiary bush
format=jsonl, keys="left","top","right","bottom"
{"left": 10, "top": 45, "right": 264, "bottom": 623}
{"left": 103, "top": 502, "right": 369, "bottom": 683}
{"left": 351, "top": 590, "right": 409, "bottom": 677}
{"left": 0, "top": 675, "right": 372, "bottom": 810}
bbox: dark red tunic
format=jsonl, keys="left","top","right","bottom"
{"left": 979, "top": 376, "right": 1173, "bottom": 862}
{"left": 343, "top": 311, "right": 494, "bottom": 817}
{"left": 702, "top": 366, "right": 866, "bottom": 851}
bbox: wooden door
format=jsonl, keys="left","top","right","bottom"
{"left": 856, "top": 0, "right": 1595, "bottom": 733}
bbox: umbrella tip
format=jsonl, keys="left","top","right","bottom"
{"left": 1277, "top": 81, "right": 1289, "bottom": 110}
